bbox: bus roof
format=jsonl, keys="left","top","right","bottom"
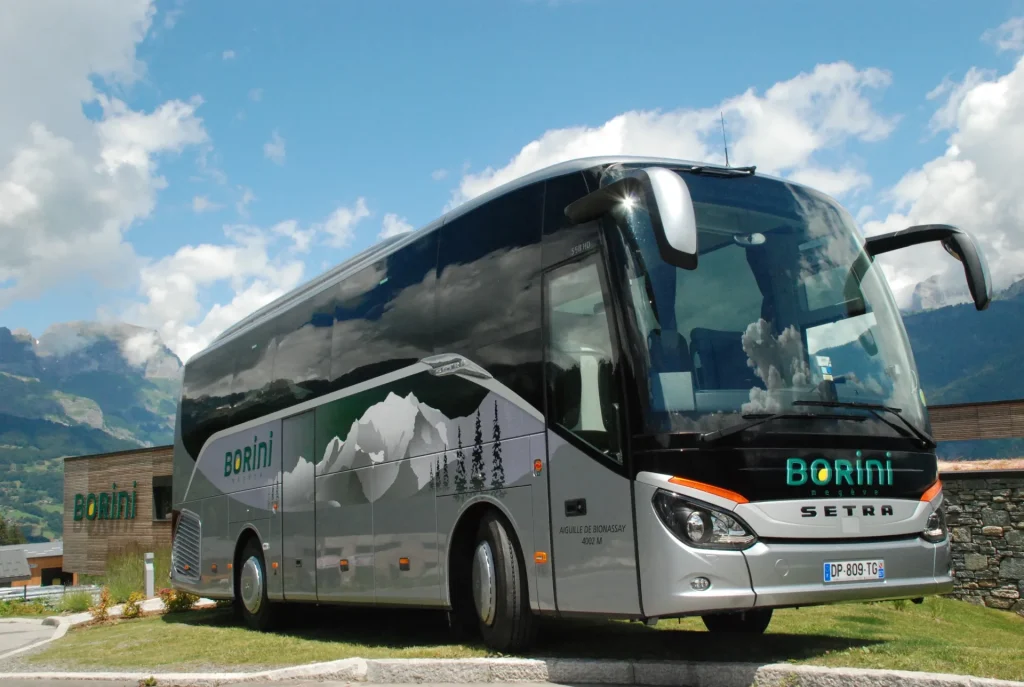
{"left": 203, "top": 155, "right": 736, "bottom": 358}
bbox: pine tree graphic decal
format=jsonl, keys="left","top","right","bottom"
{"left": 454, "top": 427, "right": 467, "bottom": 493}
{"left": 491, "top": 399, "right": 505, "bottom": 490}
{"left": 442, "top": 451, "right": 449, "bottom": 490}
{"left": 429, "top": 460, "right": 436, "bottom": 490}
{"left": 471, "top": 408, "right": 486, "bottom": 490}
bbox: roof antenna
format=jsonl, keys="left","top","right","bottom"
{"left": 720, "top": 112, "right": 730, "bottom": 167}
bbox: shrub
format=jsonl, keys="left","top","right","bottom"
{"left": 157, "top": 587, "right": 199, "bottom": 613}
{"left": 123, "top": 591, "right": 146, "bottom": 619}
{"left": 57, "top": 590, "right": 93, "bottom": 614}
{"left": 91, "top": 587, "right": 112, "bottom": 621}
{"left": 0, "top": 599, "right": 49, "bottom": 617}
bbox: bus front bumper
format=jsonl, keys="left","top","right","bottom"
{"left": 639, "top": 527, "right": 954, "bottom": 618}
{"left": 741, "top": 536, "right": 954, "bottom": 609}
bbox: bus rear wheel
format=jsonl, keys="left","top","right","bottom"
{"left": 235, "top": 538, "right": 278, "bottom": 631}
{"left": 701, "top": 608, "right": 773, "bottom": 634}
{"left": 469, "top": 512, "right": 536, "bottom": 652}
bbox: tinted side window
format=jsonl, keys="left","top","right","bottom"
{"left": 331, "top": 232, "right": 438, "bottom": 389}
{"left": 230, "top": 320, "right": 279, "bottom": 422}
{"left": 544, "top": 172, "right": 590, "bottom": 236}
{"left": 180, "top": 342, "right": 238, "bottom": 460}
{"left": 435, "top": 184, "right": 545, "bottom": 413}
{"left": 272, "top": 287, "right": 335, "bottom": 407}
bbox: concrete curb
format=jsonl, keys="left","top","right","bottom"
{"left": 2, "top": 657, "right": 1023, "bottom": 686}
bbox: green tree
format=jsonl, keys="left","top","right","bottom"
{"left": 491, "top": 400, "right": 505, "bottom": 490}
{"left": 471, "top": 409, "right": 485, "bottom": 490}
{"left": 453, "top": 427, "right": 467, "bottom": 493}
{"left": 0, "top": 516, "right": 26, "bottom": 545}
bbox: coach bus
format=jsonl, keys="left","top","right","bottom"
{"left": 170, "top": 155, "right": 991, "bottom": 651}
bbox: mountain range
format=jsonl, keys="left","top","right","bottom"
{"left": 0, "top": 322, "right": 182, "bottom": 540}
{"left": 2, "top": 276, "right": 1023, "bottom": 540}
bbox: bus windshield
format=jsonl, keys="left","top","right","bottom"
{"left": 605, "top": 169, "right": 928, "bottom": 439}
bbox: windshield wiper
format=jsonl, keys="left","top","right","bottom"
{"left": 678, "top": 164, "right": 757, "bottom": 177}
{"left": 700, "top": 411, "right": 862, "bottom": 444}
{"left": 792, "top": 400, "right": 936, "bottom": 450}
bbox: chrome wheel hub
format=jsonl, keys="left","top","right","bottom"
{"left": 471, "top": 540, "right": 497, "bottom": 626}
{"left": 240, "top": 555, "right": 263, "bottom": 615}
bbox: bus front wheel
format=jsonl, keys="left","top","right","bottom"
{"left": 470, "top": 512, "right": 536, "bottom": 652}
{"left": 701, "top": 608, "right": 773, "bottom": 634}
{"left": 236, "top": 537, "right": 278, "bottom": 631}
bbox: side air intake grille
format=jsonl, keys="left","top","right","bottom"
{"left": 172, "top": 509, "right": 202, "bottom": 582}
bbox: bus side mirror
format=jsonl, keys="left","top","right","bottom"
{"left": 864, "top": 224, "right": 992, "bottom": 311}
{"left": 564, "top": 166, "right": 698, "bottom": 270}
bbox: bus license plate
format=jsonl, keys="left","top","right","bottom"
{"left": 823, "top": 559, "right": 885, "bottom": 583}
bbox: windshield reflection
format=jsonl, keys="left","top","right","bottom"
{"left": 604, "top": 169, "right": 928, "bottom": 440}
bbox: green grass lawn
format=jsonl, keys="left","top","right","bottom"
{"left": 22, "top": 597, "right": 1024, "bottom": 681}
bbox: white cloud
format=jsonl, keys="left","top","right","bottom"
{"left": 317, "top": 197, "right": 370, "bottom": 248}
{"left": 431, "top": 168, "right": 448, "bottom": 181}
{"left": 192, "top": 195, "right": 220, "bottom": 213}
{"left": 983, "top": 17, "right": 1024, "bottom": 53}
{"left": 124, "top": 201, "right": 376, "bottom": 361}
{"left": 380, "top": 213, "right": 414, "bottom": 239}
{"left": 249, "top": 87, "right": 263, "bottom": 102}
{"left": 236, "top": 186, "right": 255, "bottom": 216}
{"left": 272, "top": 219, "right": 315, "bottom": 253}
{"left": 862, "top": 50, "right": 1024, "bottom": 308}
{"left": 122, "top": 329, "right": 161, "bottom": 366}
{"left": 123, "top": 223, "right": 306, "bottom": 362}
{"left": 0, "top": 0, "right": 208, "bottom": 310}
{"left": 222, "top": 49, "right": 236, "bottom": 60}
{"left": 447, "top": 61, "right": 896, "bottom": 210}
{"left": 263, "top": 130, "right": 285, "bottom": 165}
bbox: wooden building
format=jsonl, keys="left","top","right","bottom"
{"left": 0, "top": 542, "right": 76, "bottom": 587}
{"left": 62, "top": 445, "right": 173, "bottom": 576}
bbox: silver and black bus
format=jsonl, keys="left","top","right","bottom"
{"left": 170, "top": 156, "right": 991, "bottom": 651}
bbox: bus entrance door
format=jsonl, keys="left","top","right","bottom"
{"left": 281, "top": 410, "right": 317, "bottom": 601}
{"left": 542, "top": 249, "right": 641, "bottom": 616}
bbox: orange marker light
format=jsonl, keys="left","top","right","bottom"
{"left": 271, "top": 561, "right": 279, "bottom": 570}
{"left": 668, "top": 476, "right": 749, "bottom": 504}
{"left": 534, "top": 552, "right": 548, "bottom": 564}
{"left": 920, "top": 479, "right": 942, "bottom": 502}
{"left": 183, "top": 564, "right": 190, "bottom": 571}
{"left": 399, "top": 557, "right": 410, "bottom": 571}
{"left": 227, "top": 563, "right": 232, "bottom": 570}
{"left": 533, "top": 459, "right": 543, "bottom": 474}
{"left": 339, "top": 559, "right": 349, "bottom": 571}
{"left": 211, "top": 564, "right": 217, "bottom": 572}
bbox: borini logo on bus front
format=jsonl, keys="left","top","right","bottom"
{"left": 224, "top": 431, "right": 274, "bottom": 477}
{"left": 786, "top": 456, "right": 894, "bottom": 487}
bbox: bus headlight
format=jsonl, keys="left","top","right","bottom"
{"left": 652, "top": 489, "right": 756, "bottom": 550}
{"left": 922, "top": 508, "right": 947, "bottom": 543}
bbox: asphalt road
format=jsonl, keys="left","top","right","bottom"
{"left": 0, "top": 619, "right": 56, "bottom": 661}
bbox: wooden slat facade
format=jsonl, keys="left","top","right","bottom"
{"left": 62, "top": 445, "right": 173, "bottom": 576}
{"left": 928, "top": 399, "right": 1024, "bottom": 442}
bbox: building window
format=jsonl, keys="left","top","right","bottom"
{"left": 153, "top": 476, "right": 172, "bottom": 521}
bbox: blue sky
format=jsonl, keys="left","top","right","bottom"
{"left": 4, "top": 0, "right": 1024, "bottom": 361}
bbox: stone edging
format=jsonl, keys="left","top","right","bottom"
{"left": 1, "top": 657, "right": 1023, "bottom": 687}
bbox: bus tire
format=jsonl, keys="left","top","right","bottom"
{"left": 236, "top": 537, "right": 277, "bottom": 632}
{"left": 471, "top": 512, "right": 536, "bottom": 652}
{"left": 701, "top": 608, "right": 772, "bottom": 634}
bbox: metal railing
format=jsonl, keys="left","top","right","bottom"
{"left": 0, "top": 584, "right": 100, "bottom": 603}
